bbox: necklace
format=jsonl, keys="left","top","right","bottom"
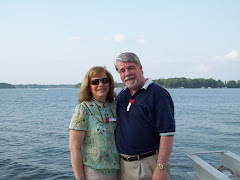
{"left": 92, "top": 100, "right": 115, "bottom": 122}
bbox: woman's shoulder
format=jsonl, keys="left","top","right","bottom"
{"left": 74, "top": 100, "right": 93, "bottom": 112}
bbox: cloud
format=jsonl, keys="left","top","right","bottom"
{"left": 69, "top": 36, "right": 81, "bottom": 41}
{"left": 214, "top": 50, "right": 239, "bottom": 62}
{"left": 224, "top": 50, "right": 239, "bottom": 59}
{"left": 112, "top": 34, "right": 147, "bottom": 44}
{"left": 114, "top": 33, "right": 126, "bottom": 43}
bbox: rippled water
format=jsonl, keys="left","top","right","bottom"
{"left": 0, "top": 88, "right": 239, "bottom": 179}
{"left": 169, "top": 88, "right": 240, "bottom": 179}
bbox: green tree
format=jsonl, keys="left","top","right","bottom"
{"left": 153, "top": 78, "right": 228, "bottom": 88}
{"left": 0, "top": 83, "right": 16, "bottom": 88}
{"left": 226, "top": 80, "right": 238, "bottom": 88}
{"left": 237, "top": 80, "right": 240, "bottom": 88}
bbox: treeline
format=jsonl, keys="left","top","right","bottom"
{"left": 0, "top": 83, "right": 75, "bottom": 89}
{"left": 1, "top": 78, "right": 240, "bottom": 89}
{"left": 153, "top": 78, "right": 240, "bottom": 88}
{"left": 0, "top": 83, "right": 16, "bottom": 88}
{"left": 115, "top": 82, "right": 125, "bottom": 88}
{"left": 62, "top": 78, "right": 240, "bottom": 89}
{"left": 15, "top": 84, "right": 75, "bottom": 88}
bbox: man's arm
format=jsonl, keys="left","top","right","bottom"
{"left": 69, "top": 129, "right": 86, "bottom": 179}
{"left": 152, "top": 135, "right": 174, "bottom": 180}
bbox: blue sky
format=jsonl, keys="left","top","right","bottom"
{"left": 0, "top": 0, "right": 239, "bottom": 84}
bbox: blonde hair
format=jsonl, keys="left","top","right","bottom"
{"left": 78, "top": 66, "right": 116, "bottom": 103}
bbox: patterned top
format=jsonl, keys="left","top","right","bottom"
{"left": 69, "top": 98, "right": 120, "bottom": 176}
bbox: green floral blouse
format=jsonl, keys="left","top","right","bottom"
{"left": 69, "top": 98, "right": 120, "bottom": 176}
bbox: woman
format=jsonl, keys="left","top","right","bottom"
{"left": 69, "top": 66, "right": 119, "bottom": 180}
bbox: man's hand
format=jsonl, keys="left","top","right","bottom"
{"left": 152, "top": 167, "right": 166, "bottom": 180}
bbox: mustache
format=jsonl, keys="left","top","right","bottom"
{"left": 125, "top": 75, "right": 135, "bottom": 81}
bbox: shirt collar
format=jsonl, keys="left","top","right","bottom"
{"left": 92, "top": 97, "right": 108, "bottom": 107}
{"left": 123, "top": 78, "right": 153, "bottom": 91}
{"left": 141, "top": 78, "right": 153, "bottom": 90}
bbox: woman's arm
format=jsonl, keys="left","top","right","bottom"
{"left": 69, "top": 129, "right": 86, "bottom": 179}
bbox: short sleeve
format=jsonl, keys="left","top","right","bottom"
{"left": 155, "top": 89, "right": 175, "bottom": 135}
{"left": 69, "top": 103, "right": 88, "bottom": 131}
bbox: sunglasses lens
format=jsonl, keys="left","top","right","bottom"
{"left": 90, "top": 80, "right": 99, "bottom": 85}
{"left": 90, "top": 78, "right": 109, "bottom": 85}
{"left": 101, "top": 78, "right": 109, "bottom": 84}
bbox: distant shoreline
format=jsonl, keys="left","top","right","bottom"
{"left": 1, "top": 77, "right": 240, "bottom": 88}
{"left": 1, "top": 86, "right": 240, "bottom": 89}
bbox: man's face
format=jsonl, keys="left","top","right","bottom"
{"left": 117, "top": 61, "right": 144, "bottom": 90}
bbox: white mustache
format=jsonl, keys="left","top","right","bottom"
{"left": 125, "top": 75, "right": 135, "bottom": 81}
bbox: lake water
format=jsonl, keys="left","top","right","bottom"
{"left": 0, "top": 88, "right": 239, "bottom": 179}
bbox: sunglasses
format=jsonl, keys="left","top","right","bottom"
{"left": 90, "top": 78, "right": 110, "bottom": 85}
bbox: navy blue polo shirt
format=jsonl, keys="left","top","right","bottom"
{"left": 115, "top": 79, "right": 175, "bottom": 155}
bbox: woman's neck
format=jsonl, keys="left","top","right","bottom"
{"left": 93, "top": 96, "right": 107, "bottom": 104}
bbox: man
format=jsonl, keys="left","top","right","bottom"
{"left": 114, "top": 52, "right": 175, "bottom": 180}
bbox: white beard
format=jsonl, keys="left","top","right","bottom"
{"left": 125, "top": 77, "right": 138, "bottom": 89}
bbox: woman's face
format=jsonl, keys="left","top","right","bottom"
{"left": 89, "top": 72, "right": 110, "bottom": 103}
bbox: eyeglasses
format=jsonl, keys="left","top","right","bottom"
{"left": 90, "top": 78, "right": 110, "bottom": 85}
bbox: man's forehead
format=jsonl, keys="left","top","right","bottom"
{"left": 118, "top": 61, "right": 137, "bottom": 68}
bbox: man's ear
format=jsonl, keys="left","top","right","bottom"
{"left": 139, "top": 65, "right": 144, "bottom": 75}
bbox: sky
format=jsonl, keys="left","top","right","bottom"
{"left": 0, "top": 0, "right": 240, "bottom": 84}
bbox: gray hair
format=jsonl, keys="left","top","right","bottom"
{"left": 114, "top": 52, "right": 141, "bottom": 71}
